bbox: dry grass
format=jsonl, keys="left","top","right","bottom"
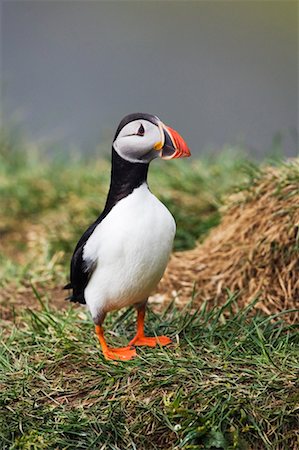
{"left": 159, "top": 160, "right": 299, "bottom": 323}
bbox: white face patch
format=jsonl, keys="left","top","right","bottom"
{"left": 113, "top": 119, "right": 163, "bottom": 163}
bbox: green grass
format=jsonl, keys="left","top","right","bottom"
{"left": 0, "top": 129, "right": 251, "bottom": 254}
{"left": 1, "top": 130, "right": 298, "bottom": 449}
{"left": 0, "top": 130, "right": 252, "bottom": 291}
{"left": 1, "top": 296, "right": 298, "bottom": 449}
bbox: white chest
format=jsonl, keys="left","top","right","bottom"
{"left": 83, "top": 183, "right": 176, "bottom": 318}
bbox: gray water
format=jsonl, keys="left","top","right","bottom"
{"left": 1, "top": 1, "right": 298, "bottom": 157}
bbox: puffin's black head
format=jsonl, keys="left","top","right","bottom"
{"left": 113, "top": 112, "right": 191, "bottom": 164}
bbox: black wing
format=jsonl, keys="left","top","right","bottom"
{"left": 64, "top": 218, "right": 103, "bottom": 304}
{"left": 64, "top": 157, "right": 136, "bottom": 304}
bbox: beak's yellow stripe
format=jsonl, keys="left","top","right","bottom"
{"left": 154, "top": 141, "right": 163, "bottom": 150}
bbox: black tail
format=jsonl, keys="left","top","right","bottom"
{"left": 65, "top": 293, "right": 86, "bottom": 304}
{"left": 63, "top": 284, "right": 86, "bottom": 305}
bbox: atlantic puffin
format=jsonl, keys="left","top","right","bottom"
{"left": 65, "top": 113, "right": 190, "bottom": 360}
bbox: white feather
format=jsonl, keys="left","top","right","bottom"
{"left": 83, "top": 183, "right": 176, "bottom": 320}
{"left": 113, "top": 119, "right": 162, "bottom": 163}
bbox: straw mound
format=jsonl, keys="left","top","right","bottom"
{"left": 158, "top": 160, "right": 299, "bottom": 322}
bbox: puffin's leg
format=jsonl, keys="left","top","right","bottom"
{"left": 129, "top": 301, "right": 171, "bottom": 347}
{"left": 94, "top": 313, "right": 136, "bottom": 361}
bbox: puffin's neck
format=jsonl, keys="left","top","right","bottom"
{"left": 103, "top": 148, "right": 149, "bottom": 214}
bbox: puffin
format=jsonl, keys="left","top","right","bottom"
{"left": 65, "top": 113, "right": 190, "bottom": 360}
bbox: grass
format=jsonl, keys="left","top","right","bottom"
{"left": 0, "top": 130, "right": 298, "bottom": 449}
{"left": 1, "top": 296, "right": 298, "bottom": 449}
{"left": 160, "top": 158, "right": 299, "bottom": 322}
{"left": 0, "top": 130, "right": 251, "bottom": 291}
{"left": 0, "top": 129, "right": 250, "bottom": 253}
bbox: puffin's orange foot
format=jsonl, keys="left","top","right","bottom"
{"left": 129, "top": 335, "right": 171, "bottom": 348}
{"left": 103, "top": 346, "right": 137, "bottom": 361}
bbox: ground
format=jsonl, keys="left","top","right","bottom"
{"left": 0, "top": 134, "right": 298, "bottom": 449}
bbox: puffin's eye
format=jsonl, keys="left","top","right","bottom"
{"left": 136, "top": 124, "right": 145, "bottom": 136}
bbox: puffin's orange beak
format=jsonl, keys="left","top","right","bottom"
{"left": 155, "top": 123, "right": 191, "bottom": 160}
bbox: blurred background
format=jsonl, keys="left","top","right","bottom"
{"left": 1, "top": 4, "right": 299, "bottom": 447}
{"left": 1, "top": 0, "right": 298, "bottom": 157}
